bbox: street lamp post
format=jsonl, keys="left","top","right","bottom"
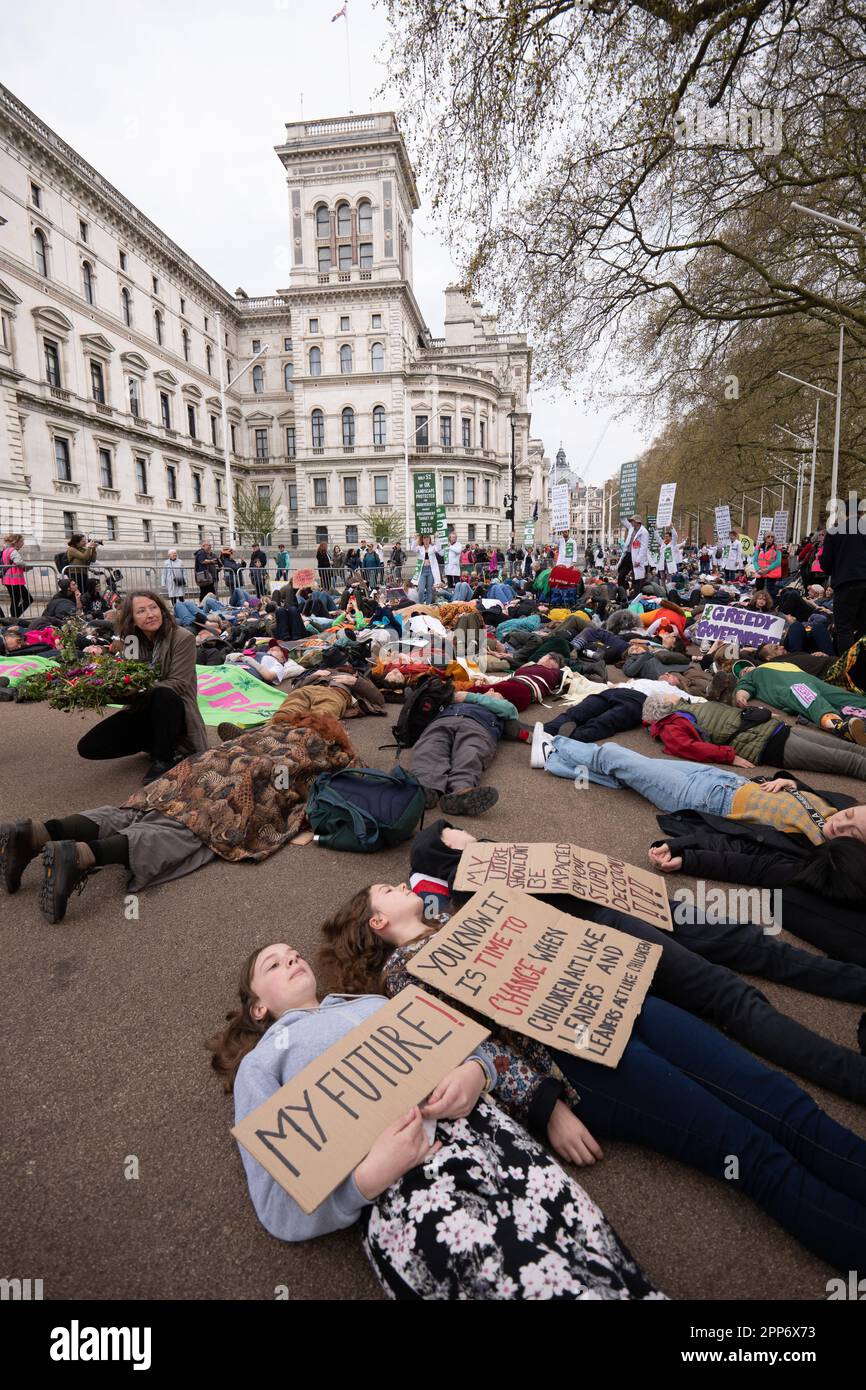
{"left": 778, "top": 370, "right": 833, "bottom": 536}
{"left": 215, "top": 312, "right": 269, "bottom": 544}
{"left": 507, "top": 410, "right": 518, "bottom": 549}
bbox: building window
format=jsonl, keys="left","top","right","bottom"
{"left": 62, "top": 510, "right": 76, "bottom": 534}
{"left": 142, "top": 519, "right": 152, "bottom": 542}
{"left": 467, "top": 477, "right": 476, "bottom": 504}
{"left": 252, "top": 364, "right": 264, "bottom": 394}
{"left": 98, "top": 448, "right": 113, "bottom": 489}
{"left": 182, "top": 328, "right": 191, "bottom": 362}
{"left": 370, "top": 341, "right": 385, "bottom": 372}
{"left": 479, "top": 420, "right": 486, "bottom": 449}
{"left": 317, "top": 246, "right": 332, "bottom": 273}
{"left": 44, "top": 338, "right": 61, "bottom": 386}
{"left": 414, "top": 414, "right": 428, "bottom": 446}
{"left": 210, "top": 415, "right": 218, "bottom": 445}
{"left": 154, "top": 309, "right": 163, "bottom": 345}
{"left": 468, "top": 523, "right": 476, "bottom": 541}
{"left": 339, "top": 316, "right": 350, "bottom": 332}
{"left": 215, "top": 476, "right": 223, "bottom": 507}
{"left": 204, "top": 316, "right": 209, "bottom": 331}
{"left": 443, "top": 475, "right": 455, "bottom": 506}
{"left": 288, "top": 483, "right": 298, "bottom": 510}
{"left": 187, "top": 403, "right": 197, "bottom": 438}
{"left": 486, "top": 524, "right": 492, "bottom": 541}
{"left": 198, "top": 525, "right": 204, "bottom": 543}
{"left": 315, "top": 525, "right": 328, "bottom": 544}
{"left": 315, "top": 205, "right": 329, "bottom": 238}
{"left": 358, "top": 200, "right": 373, "bottom": 235}
{"left": 119, "top": 249, "right": 127, "bottom": 270}
{"left": 342, "top": 407, "right": 355, "bottom": 446}
{"left": 255, "top": 428, "right": 269, "bottom": 459}
{"left": 343, "top": 476, "right": 358, "bottom": 507}
{"left": 128, "top": 377, "right": 141, "bottom": 418}
{"left": 179, "top": 297, "right": 186, "bottom": 314}
{"left": 31, "top": 182, "right": 41, "bottom": 208}
{"left": 206, "top": 345, "right": 213, "bottom": 375}
{"left": 230, "top": 423, "right": 236, "bottom": 452}
{"left": 82, "top": 261, "right": 94, "bottom": 305}
{"left": 135, "top": 457, "right": 149, "bottom": 493}
{"left": 284, "top": 337, "right": 292, "bottom": 351}
{"left": 311, "top": 409, "right": 325, "bottom": 447}
{"left": 286, "top": 426, "right": 296, "bottom": 458}
{"left": 33, "top": 227, "right": 48, "bottom": 277}
{"left": 257, "top": 484, "right": 270, "bottom": 504}
{"left": 106, "top": 515, "right": 117, "bottom": 541}
{"left": 160, "top": 392, "right": 171, "bottom": 428}
{"left": 173, "top": 521, "right": 181, "bottom": 544}
{"left": 359, "top": 243, "right": 373, "bottom": 269}
{"left": 283, "top": 361, "right": 294, "bottom": 391}
{"left": 345, "top": 524, "right": 358, "bottom": 544}
{"left": 372, "top": 404, "right": 386, "bottom": 445}
{"left": 373, "top": 475, "right": 389, "bottom": 505}
{"left": 166, "top": 464, "right": 178, "bottom": 500}
{"left": 90, "top": 360, "right": 106, "bottom": 403}
{"left": 291, "top": 527, "right": 299, "bottom": 547}
{"left": 484, "top": 478, "right": 491, "bottom": 507}
{"left": 252, "top": 339, "right": 261, "bottom": 354}
{"left": 54, "top": 439, "right": 71, "bottom": 483}
{"left": 226, "top": 358, "right": 233, "bottom": 378}
{"left": 371, "top": 312, "right": 382, "bottom": 328}
{"left": 152, "top": 275, "right": 159, "bottom": 294}
{"left": 192, "top": 472, "right": 203, "bottom": 505}
{"left": 338, "top": 243, "right": 352, "bottom": 271}
{"left": 309, "top": 346, "right": 322, "bottom": 376}
{"left": 440, "top": 416, "right": 452, "bottom": 447}
{"left": 309, "top": 317, "right": 319, "bottom": 333}
{"left": 336, "top": 203, "right": 351, "bottom": 236}
{"left": 462, "top": 417, "right": 471, "bottom": 448}
{"left": 339, "top": 344, "right": 353, "bottom": 373}
{"left": 313, "top": 477, "right": 328, "bottom": 506}
{"left": 121, "top": 287, "right": 132, "bottom": 327}
{"left": 79, "top": 219, "right": 88, "bottom": 242}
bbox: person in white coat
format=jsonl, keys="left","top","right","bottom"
{"left": 628, "top": 516, "right": 650, "bottom": 593}
{"left": 413, "top": 535, "right": 441, "bottom": 605}
{"left": 557, "top": 530, "right": 578, "bottom": 566}
{"left": 162, "top": 550, "right": 188, "bottom": 607}
{"left": 444, "top": 531, "right": 462, "bottom": 589}
{"left": 724, "top": 529, "right": 744, "bottom": 582}
{"left": 662, "top": 527, "right": 681, "bottom": 577}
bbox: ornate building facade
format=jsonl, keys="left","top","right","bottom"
{"left": 0, "top": 88, "right": 547, "bottom": 562}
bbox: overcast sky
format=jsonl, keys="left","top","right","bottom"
{"left": 2, "top": 0, "right": 649, "bottom": 485}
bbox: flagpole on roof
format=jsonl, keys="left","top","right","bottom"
{"left": 345, "top": 2, "right": 353, "bottom": 112}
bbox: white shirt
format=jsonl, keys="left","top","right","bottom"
{"left": 260, "top": 653, "right": 303, "bottom": 682}
{"left": 623, "top": 678, "right": 705, "bottom": 703}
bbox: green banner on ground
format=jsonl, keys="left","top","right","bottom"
{"left": 413, "top": 471, "right": 437, "bottom": 533}
{"left": 195, "top": 665, "right": 288, "bottom": 725}
{"left": 0, "top": 653, "right": 60, "bottom": 685}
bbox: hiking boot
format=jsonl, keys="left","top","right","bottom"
{"left": 39, "top": 841, "right": 92, "bottom": 924}
{"left": 421, "top": 787, "right": 441, "bottom": 810}
{"left": 836, "top": 716, "right": 866, "bottom": 746}
{"left": 217, "top": 721, "right": 248, "bottom": 741}
{"left": 530, "top": 722, "right": 555, "bottom": 769}
{"left": 440, "top": 787, "right": 499, "bottom": 816}
{"left": 0, "top": 819, "right": 38, "bottom": 894}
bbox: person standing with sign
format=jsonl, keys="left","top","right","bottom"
{"left": 557, "top": 530, "right": 577, "bottom": 566}
{"left": 413, "top": 535, "right": 440, "bottom": 606}
{"left": 318, "top": 831, "right": 866, "bottom": 1272}
{"left": 723, "top": 528, "right": 743, "bottom": 583}
{"left": 208, "top": 943, "right": 663, "bottom": 1300}
{"left": 628, "top": 515, "right": 649, "bottom": 596}
{"left": 756, "top": 532, "right": 783, "bottom": 596}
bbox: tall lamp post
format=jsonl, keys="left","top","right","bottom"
{"left": 507, "top": 410, "right": 518, "bottom": 549}
{"left": 778, "top": 369, "right": 833, "bottom": 535}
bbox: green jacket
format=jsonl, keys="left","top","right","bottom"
{"left": 667, "top": 698, "right": 778, "bottom": 763}
{"left": 735, "top": 662, "right": 818, "bottom": 711}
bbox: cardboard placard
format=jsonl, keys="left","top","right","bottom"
{"left": 714, "top": 505, "right": 731, "bottom": 541}
{"left": 618, "top": 460, "right": 639, "bottom": 519}
{"left": 689, "top": 604, "right": 785, "bottom": 646}
{"left": 408, "top": 887, "right": 661, "bottom": 1067}
{"left": 454, "top": 842, "right": 672, "bottom": 931}
{"left": 772, "top": 509, "right": 789, "bottom": 541}
{"left": 656, "top": 483, "right": 677, "bottom": 529}
{"left": 232, "top": 987, "right": 489, "bottom": 1214}
{"left": 758, "top": 516, "right": 773, "bottom": 539}
{"left": 551, "top": 483, "right": 570, "bottom": 531}
{"left": 290, "top": 567, "right": 316, "bottom": 589}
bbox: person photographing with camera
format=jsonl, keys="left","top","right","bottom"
{"left": 65, "top": 532, "right": 101, "bottom": 587}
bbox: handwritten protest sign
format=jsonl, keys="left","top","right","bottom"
{"left": 690, "top": 604, "right": 785, "bottom": 646}
{"left": 714, "top": 505, "right": 732, "bottom": 541}
{"left": 0, "top": 654, "right": 59, "bottom": 685}
{"left": 551, "top": 483, "right": 570, "bottom": 531}
{"left": 195, "top": 666, "right": 288, "bottom": 725}
{"left": 232, "top": 988, "right": 488, "bottom": 1213}
{"left": 454, "top": 842, "right": 672, "bottom": 931}
{"left": 290, "top": 567, "right": 316, "bottom": 589}
{"left": 408, "top": 888, "right": 661, "bottom": 1067}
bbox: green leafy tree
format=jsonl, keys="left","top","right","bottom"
{"left": 233, "top": 482, "right": 279, "bottom": 545}
{"left": 358, "top": 508, "right": 406, "bottom": 546}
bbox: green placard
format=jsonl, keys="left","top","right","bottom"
{"left": 435, "top": 504, "right": 449, "bottom": 547}
{"left": 413, "top": 471, "right": 437, "bottom": 534}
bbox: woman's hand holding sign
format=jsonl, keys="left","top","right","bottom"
{"left": 421, "top": 1059, "right": 488, "bottom": 1120}
{"left": 354, "top": 1106, "right": 441, "bottom": 1200}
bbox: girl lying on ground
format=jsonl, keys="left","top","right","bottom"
{"left": 317, "top": 822, "right": 866, "bottom": 1272}
{"left": 206, "top": 942, "right": 664, "bottom": 1302}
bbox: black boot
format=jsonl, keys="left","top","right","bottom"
{"left": 0, "top": 820, "right": 39, "bottom": 894}
{"left": 39, "top": 841, "right": 93, "bottom": 924}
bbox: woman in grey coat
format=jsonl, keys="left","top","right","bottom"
{"left": 161, "top": 550, "right": 188, "bottom": 606}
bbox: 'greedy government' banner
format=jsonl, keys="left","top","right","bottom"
{"left": 689, "top": 604, "right": 785, "bottom": 646}
{"left": 408, "top": 887, "right": 661, "bottom": 1068}
{"left": 454, "top": 841, "right": 672, "bottom": 931}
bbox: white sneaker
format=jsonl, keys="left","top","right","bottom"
{"left": 530, "top": 722, "right": 554, "bottom": 769}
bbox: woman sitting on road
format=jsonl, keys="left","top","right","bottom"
{"left": 76, "top": 589, "right": 208, "bottom": 784}
{"left": 206, "top": 941, "right": 664, "bottom": 1301}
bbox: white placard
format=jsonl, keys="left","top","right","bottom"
{"left": 656, "top": 483, "right": 677, "bottom": 529}
{"left": 758, "top": 515, "right": 773, "bottom": 538}
{"left": 714, "top": 505, "right": 732, "bottom": 541}
{"left": 551, "top": 483, "right": 570, "bottom": 532}
{"left": 772, "top": 510, "right": 789, "bottom": 541}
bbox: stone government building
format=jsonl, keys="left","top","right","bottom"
{"left": 0, "top": 85, "right": 551, "bottom": 565}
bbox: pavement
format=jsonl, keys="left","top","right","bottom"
{"left": 1, "top": 690, "right": 864, "bottom": 1302}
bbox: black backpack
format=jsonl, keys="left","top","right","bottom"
{"left": 388, "top": 674, "right": 454, "bottom": 753}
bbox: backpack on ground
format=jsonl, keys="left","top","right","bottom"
{"left": 306, "top": 765, "right": 425, "bottom": 853}
{"left": 389, "top": 674, "right": 454, "bottom": 753}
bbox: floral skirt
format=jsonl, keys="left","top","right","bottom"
{"left": 363, "top": 1099, "right": 665, "bottom": 1301}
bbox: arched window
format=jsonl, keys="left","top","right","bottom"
{"left": 311, "top": 408, "right": 325, "bottom": 448}
{"left": 154, "top": 309, "right": 163, "bottom": 345}
{"left": 284, "top": 361, "right": 294, "bottom": 391}
{"left": 309, "top": 346, "right": 322, "bottom": 376}
{"left": 342, "top": 406, "right": 355, "bottom": 446}
{"left": 206, "top": 344, "right": 213, "bottom": 375}
{"left": 315, "top": 205, "right": 330, "bottom": 238}
{"left": 358, "top": 200, "right": 373, "bottom": 235}
{"left": 336, "top": 202, "right": 351, "bottom": 237}
{"left": 182, "top": 328, "right": 191, "bottom": 362}
{"left": 372, "top": 405, "right": 387, "bottom": 445}
{"left": 33, "top": 227, "right": 48, "bottom": 276}
{"left": 339, "top": 344, "right": 353, "bottom": 374}
{"left": 82, "top": 260, "right": 94, "bottom": 305}
{"left": 121, "top": 287, "right": 132, "bottom": 327}
{"left": 370, "top": 341, "right": 385, "bottom": 373}
{"left": 252, "top": 364, "right": 264, "bottom": 394}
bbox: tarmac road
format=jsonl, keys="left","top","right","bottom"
{"left": 1, "top": 694, "right": 864, "bottom": 1302}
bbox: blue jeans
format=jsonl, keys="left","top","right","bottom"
{"left": 417, "top": 566, "right": 435, "bottom": 605}
{"left": 174, "top": 599, "right": 199, "bottom": 626}
{"left": 545, "top": 737, "right": 743, "bottom": 814}
{"left": 554, "top": 997, "right": 866, "bottom": 1271}
{"left": 201, "top": 594, "right": 227, "bottom": 614}
{"left": 786, "top": 620, "right": 835, "bottom": 655}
